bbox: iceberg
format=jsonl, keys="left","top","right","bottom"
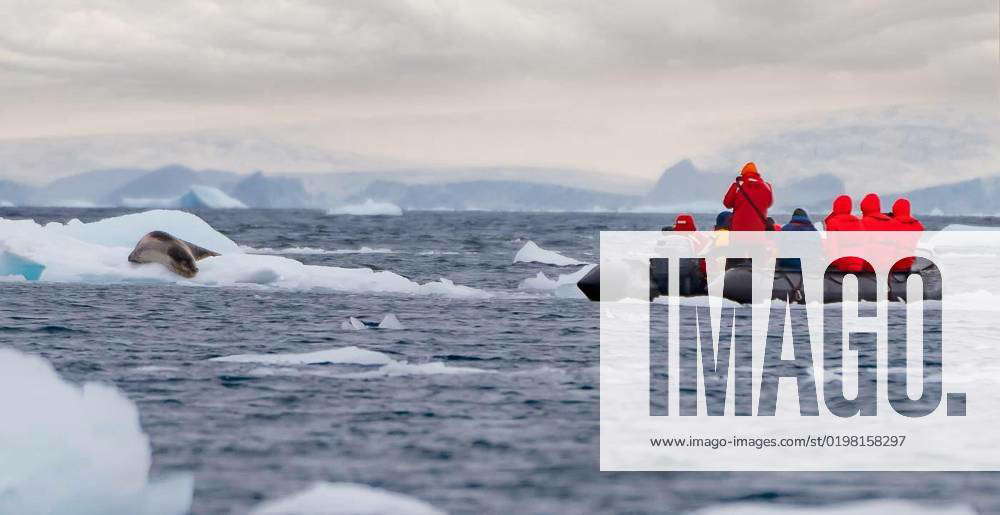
{"left": 377, "top": 313, "right": 405, "bottom": 329}
{"left": 0, "top": 348, "right": 193, "bottom": 515}
{"left": 513, "top": 240, "right": 585, "bottom": 266}
{"left": 177, "top": 185, "right": 247, "bottom": 209}
{"left": 250, "top": 482, "right": 444, "bottom": 515}
{"left": 0, "top": 250, "right": 45, "bottom": 280}
{"left": 0, "top": 210, "right": 486, "bottom": 297}
{"left": 327, "top": 199, "right": 403, "bottom": 216}
{"left": 121, "top": 186, "right": 247, "bottom": 209}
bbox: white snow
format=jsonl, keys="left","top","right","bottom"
{"left": 210, "top": 346, "right": 487, "bottom": 378}
{"left": 250, "top": 482, "right": 444, "bottom": 515}
{"left": 518, "top": 264, "right": 594, "bottom": 299}
{"left": 694, "top": 500, "right": 974, "bottom": 515}
{"left": 0, "top": 210, "right": 486, "bottom": 297}
{"left": 0, "top": 347, "right": 193, "bottom": 515}
{"left": 513, "top": 240, "right": 585, "bottom": 266}
{"left": 328, "top": 199, "right": 403, "bottom": 216}
{"left": 122, "top": 186, "right": 247, "bottom": 209}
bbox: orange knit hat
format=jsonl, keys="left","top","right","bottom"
{"left": 740, "top": 162, "right": 759, "bottom": 176}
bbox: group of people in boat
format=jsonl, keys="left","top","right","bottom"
{"left": 663, "top": 161, "right": 925, "bottom": 273}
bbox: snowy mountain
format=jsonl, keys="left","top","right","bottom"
{"left": 230, "top": 172, "right": 310, "bottom": 208}
{"left": 352, "top": 180, "right": 635, "bottom": 211}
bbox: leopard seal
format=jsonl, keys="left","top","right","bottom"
{"left": 128, "top": 231, "right": 220, "bottom": 278}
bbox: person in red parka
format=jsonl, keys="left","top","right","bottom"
{"left": 859, "top": 193, "right": 895, "bottom": 271}
{"left": 673, "top": 213, "right": 696, "bottom": 231}
{"left": 823, "top": 194, "right": 865, "bottom": 272}
{"left": 723, "top": 162, "right": 773, "bottom": 231}
{"left": 888, "top": 197, "right": 923, "bottom": 271}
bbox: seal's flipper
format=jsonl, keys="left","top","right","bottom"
{"left": 179, "top": 239, "right": 221, "bottom": 260}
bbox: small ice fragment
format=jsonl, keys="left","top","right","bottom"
{"left": 377, "top": 314, "right": 405, "bottom": 329}
{"left": 341, "top": 317, "right": 367, "bottom": 330}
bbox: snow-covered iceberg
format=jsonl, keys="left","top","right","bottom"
{"left": 513, "top": 240, "right": 585, "bottom": 266}
{"left": 327, "top": 199, "right": 403, "bottom": 216}
{"left": 122, "top": 186, "right": 247, "bottom": 209}
{"left": 0, "top": 210, "right": 485, "bottom": 297}
{"left": 251, "top": 482, "right": 444, "bottom": 515}
{"left": 0, "top": 347, "right": 193, "bottom": 515}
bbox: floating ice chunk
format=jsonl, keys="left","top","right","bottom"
{"left": 518, "top": 264, "right": 595, "bottom": 299}
{"left": 341, "top": 317, "right": 369, "bottom": 330}
{"left": 251, "top": 482, "right": 444, "bottom": 515}
{"left": 0, "top": 348, "right": 192, "bottom": 515}
{"left": 378, "top": 313, "right": 405, "bottom": 329}
{"left": 210, "top": 346, "right": 393, "bottom": 366}
{"left": 693, "top": 499, "right": 975, "bottom": 515}
{"left": 513, "top": 240, "right": 584, "bottom": 266}
{"left": 0, "top": 250, "right": 45, "bottom": 280}
{"left": 211, "top": 346, "right": 488, "bottom": 378}
{"left": 243, "top": 246, "right": 393, "bottom": 255}
{"left": 44, "top": 209, "right": 240, "bottom": 252}
{"left": 327, "top": 199, "right": 403, "bottom": 216}
{"left": 0, "top": 212, "right": 486, "bottom": 298}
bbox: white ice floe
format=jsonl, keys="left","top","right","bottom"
{"left": 518, "top": 264, "right": 594, "bottom": 298}
{"left": 0, "top": 347, "right": 193, "bottom": 515}
{"left": 210, "top": 346, "right": 393, "bottom": 366}
{"left": 694, "top": 499, "right": 975, "bottom": 515}
{"left": 211, "top": 346, "right": 487, "bottom": 378}
{"left": 341, "top": 317, "right": 369, "bottom": 330}
{"left": 327, "top": 199, "right": 403, "bottom": 216}
{"left": 513, "top": 241, "right": 585, "bottom": 266}
{"left": 243, "top": 246, "right": 394, "bottom": 255}
{"left": 0, "top": 210, "right": 485, "bottom": 297}
{"left": 250, "top": 482, "right": 444, "bottom": 515}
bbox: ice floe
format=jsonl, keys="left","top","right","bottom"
{"left": 0, "top": 210, "right": 484, "bottom": 297}
{"left": 250, "top": 482, "right": 444, "bottom": 515}
{"left": 513, "top": 240, "right": 585, "bottom": 266}
{"left": 0, "top": 347, "right": 193, "bottom": 515}
{"left": 327, "top": 199, "right": 403, "bottom": 216}
{"left": 518, "top": 264, "right": 594, "bottom": 298}
{"left": 210, "top": 346, "right": 487, "bottom": 378}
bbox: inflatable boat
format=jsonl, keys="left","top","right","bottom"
{"left": 576, "top": 258, "right": 941, "bottom": 304}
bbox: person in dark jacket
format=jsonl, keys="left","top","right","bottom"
{"left": 722, "top": 162, "right": 773, "bottom": 231}
{"left": 888, "top": 198, "right": 923, "bottom": 271}
{"left": 714, "top": 211, "right": 732, "bottom": 231}
{"left": 824, "top": 195, "right": 865, "bottom": 272}
{"left": 776, "top": 208, "right": 816, "bottom": 269}
{"left": 781, "top": 208, "right": 816, "bottom": 232}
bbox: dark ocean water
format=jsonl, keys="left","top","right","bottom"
{"left": 2, "top": 207, "right": 999, "bottom": 514}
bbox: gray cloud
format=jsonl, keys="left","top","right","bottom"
{"left": 0, "top": 1, "right": 995, "bottom": 181}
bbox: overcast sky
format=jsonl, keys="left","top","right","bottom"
{"left": 1, "top": 0, "right": 996, "bottom": 180}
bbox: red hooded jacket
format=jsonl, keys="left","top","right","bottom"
{"left": 889, "top": 198, "right": 923, "bottom": 271}
{"left": 722, "top": 165, "right": 773, "bottom": 231}
{"left": 673, "top": 214, "right": 696, "bottom": 231}
{"left": 859, "top": 193, "right": 896, "bottom": 272}
{"left": 824, "top": 195, "right": 865, "bottom": 272}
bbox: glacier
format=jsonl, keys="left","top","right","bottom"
{"left": 0, "top": 210, "right": 486, "bottom": 297}
{"left": 0, "top": 347, "right": 193, "bottom": 515}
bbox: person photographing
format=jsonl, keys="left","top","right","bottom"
{"left": 722, "top": 162, "right": 774, "bottom": 231}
